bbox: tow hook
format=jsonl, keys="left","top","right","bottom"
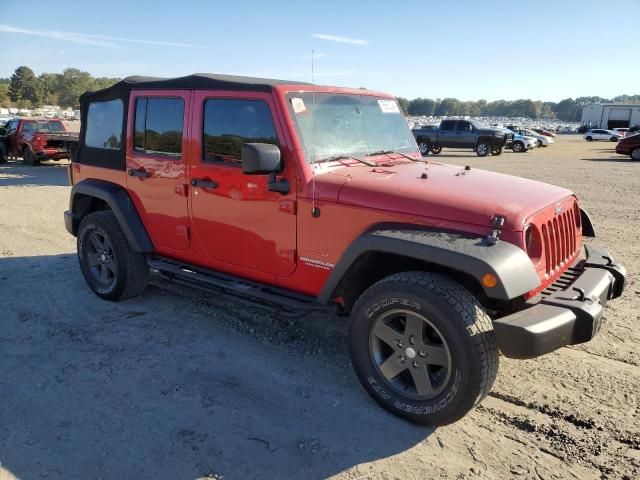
{"left": 486, "top": 215, "right": 505, "bottom": 245}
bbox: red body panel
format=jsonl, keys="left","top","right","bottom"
{"left": 615, "top": 134, "right": 640, "bottom": 155}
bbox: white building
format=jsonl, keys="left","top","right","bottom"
{"left": 581, "top": 103, "right": 640, "bottom": 129}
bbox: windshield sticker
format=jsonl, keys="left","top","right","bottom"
{"left": 291, "top": 97, "right": 307, "bottom": 114}
{"left": 378, "top": 100, "right": 400, "bottom": 114}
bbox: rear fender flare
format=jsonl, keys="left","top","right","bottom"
{"left": 317, "top": 229, "right": 540, "bottom": 304}
{"left": 68, "top": 179, "right": 153, "bottom": 252}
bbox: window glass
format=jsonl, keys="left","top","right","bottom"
{"left": 457, "top": 121, "right": 472, "bottom": 132}
{"left": 23, "top": 121, "right": 37, "bottom": 133}
{"left": 85, "top": 99, "right": 123, "bottom": 150}
{"left": 441, "top": 121, "right": 456, "bottom": 131}
{"left": 134, "top": 98, "right": 147, "bottom": 151}
{"left": 203, "top": 99, "right": 278, "bottom": 164}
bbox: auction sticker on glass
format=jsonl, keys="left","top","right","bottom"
{"left": 291, "top": 97, "right": 307, "bottom": 114}
{"left": 378, "top": 99, "right": 400, "bottom": 114}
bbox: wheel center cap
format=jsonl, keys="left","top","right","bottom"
{"left": 101, "top": 254, "right": 106, "bottom": 262}
{"left": 405, "top": 347, "right": 416, "bottom": 359}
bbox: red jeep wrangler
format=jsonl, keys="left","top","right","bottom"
{"left": 64, "top": 74, "right": 626, "bottom": 426}
{"left": 3, "top": 118, "right": 74, "bottom": 165}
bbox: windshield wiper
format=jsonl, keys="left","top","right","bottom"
{"left": 313, "top": 154, "right": 376, "bottom": 167}
{"left": 362, "top": 150, "right": 426, "bottom": 163}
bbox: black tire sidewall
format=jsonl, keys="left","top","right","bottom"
{"left": 631, "top": 148, "right": 640, "bottom": 161}
{"left": 349, "top": 284, "right": 487, "bottom": 426}
{"left": 77, "top": 213, "right": 128, "bottom": 300}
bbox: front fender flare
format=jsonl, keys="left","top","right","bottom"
{"left": 67, "top": 179, "right": 153, "bottom": 252}
{"left": 318, "top": 229, "right": 540, "bottom": 303}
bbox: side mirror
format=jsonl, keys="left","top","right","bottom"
{"left": 240, "top": 143, "right": 290, "bottom": 195}
{"left": 241, "top": 143, "right": 282, "bottom": 174}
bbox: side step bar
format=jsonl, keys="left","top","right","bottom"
{"left": 148, "top": 256, "right": 333, "bottom": 319}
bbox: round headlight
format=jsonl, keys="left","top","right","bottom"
{"left": 524, "top": 225, "right": 542, "bottom": 262}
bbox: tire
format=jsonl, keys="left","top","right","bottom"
{"left": 0, "top": 142, "right": 6, "bottom": 163}
{"left": 610, "top": 137, "right": 618, "bottom": 142}
{"left": 585, "top": 136, "right": 593, "bottom": 141}
{"left": 536, "top": 140, "right": 542, "bottom": 148}
{"left": 417, "top": 139, "right": 431, "bottom": 156}
{"left": 476, "top": 141, "right": 490, "bottom": 157}
{"left": 23, "top": 147, "right": 40, "bottom": 166}
{"left": 512, "top": 141, "right": 525, "bottom": 153}
{"left": 631, "top": 147, "right": 640, "bottom": 161}
{"left": 430, "top": 146, "right": 442, "bottom": 155}
{"left": 349, "top": 271, "right": 499, "bottom": 426}
{"left": 491, "top": 147, "right": 503, "bottom": 156}
{"left": 77, "top": 210, "right": 148, "bottom": 301}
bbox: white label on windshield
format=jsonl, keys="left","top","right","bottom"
{"left": 378, "top": 99, "right": 400, "bottom": 114}
{"left": 291, "top": 97, "right": 307, "bottom": 114}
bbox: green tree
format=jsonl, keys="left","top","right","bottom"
{"left": 554, "top": 98, "right": 579, "bottom": 121}
{"left": 396, "top": 96, "right": 410, "bottom": 115}
{"left": 0, "top": 79, "right": 10, "bottom": 106}
{"left": 38, "top": 73, "right": 63, "bottom": 105}
{"left": 58, "top": 68, "right": 94, "bottom": 108}
{"left": 407, "top": 98, "right": 436, "bottom": 116}
{"left": 9, "top": 66, "right": 41, "bottom": 106}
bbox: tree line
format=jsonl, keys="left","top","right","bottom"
{"left": 0, "top": 66, "right": 120, "bottom": 109}
{"left": 2, "top": 65, "right": 639, "bottom": 120}
{"left": 396, "top": 95, "right": 640, "bottom": 121}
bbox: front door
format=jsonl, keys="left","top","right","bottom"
{"left": 189, "top": 91, "right": 297, "bottom": 277}
{"left": 126, "top": 90, "right": 191, "bottom": 252}
{"left": 455, "top": 121, "right": 475, "bottom": 147}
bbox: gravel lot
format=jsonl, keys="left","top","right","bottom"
{"left": 0, "top": 136, "right": 638, "bottom": 480}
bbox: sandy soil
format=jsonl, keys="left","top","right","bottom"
{"left": 0, "top": 136, "right": 638, "bottom": 480}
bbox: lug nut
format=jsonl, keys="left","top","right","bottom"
{"left": 409, "top": 336, "right": 416, "bottom": 345}
{"left": 412, "top": 361, "right": 420, "bottom": 368}
{"left": 419, "top": 350, "right": 427, "bottom": 357}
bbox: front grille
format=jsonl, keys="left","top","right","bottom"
{"left": 540, "top": 204, "right": 580, "bottom": 276}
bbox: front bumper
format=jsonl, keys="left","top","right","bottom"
{"left": 493, "top": 245, "right": 626, "bottom": 359}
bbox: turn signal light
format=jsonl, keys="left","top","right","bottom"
{"left": 482, "top": 273, "right": 498, "bottom": 288}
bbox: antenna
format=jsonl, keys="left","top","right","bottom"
{"left": 310, "top": 49, "right": 320, "bottom": 217}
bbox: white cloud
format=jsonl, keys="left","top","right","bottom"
{"left": 311, "top": 34, "right": 368, "bottom": 46}
{"left": 0, "top": 24, "right": 200, "bottom": 49}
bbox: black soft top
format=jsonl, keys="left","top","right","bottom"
{"left": 80, "top": 73, "right": 311, "bottom": 103}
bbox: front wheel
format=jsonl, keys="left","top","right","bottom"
{"left": 610, "top": 137, "right": 619, "bottom": 142}
{"left": 476, "top": 141, "right": 490, "bottom": 157}
{"left": 491, "top": 147, "right": 503, "bottom": 156}
{"left": 585, "top": 136, "right": 593, "bottom": 141}
{"left": 77, "top": 210, "right": 149, "bottom": 301}
{"left": 349, "top": 271, "right": 498, "bottom": 426}
{"left": 631, "top": 147, "right": 640, "bottom": 160}
{"left": 430, "top": 146, "right": 442, "bottom": 154}
{"left": 512, "top": 141, "right": 525, "bottom": 153}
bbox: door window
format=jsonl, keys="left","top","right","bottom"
{"left": 134, "top": 97, "right": 184, "bottom": 157}
{"left": 440, "top": 120, "right": 456, "bottom": 131}
{"left": 85, "top": 99, "right": 123, "bottom": 150}
{"left": 202, "top": 99, "right": 278, "bottom": 165}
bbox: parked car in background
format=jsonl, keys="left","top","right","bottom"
{"left": 1, "top": 118, "right": 75, "bottom": 165}
{"left": 615, "top": 133, "right": 640, "bottom": 160}
{"left": 412, "top": 119, "right": 512, "bottom": 157}
{"left": 583, "top": 129, "right": 621, "bottom": 142}
{"left": 507, "top": 127, "right": 554, "bottom": 147}
{"left": 531, "top": 128, "right": 556, "bottom": 138}
{"left": 510, "top": 133, "right": 538, "bottom": 152}
{"left": 629, "top": 124, "right": 640, "bottom": 135}
{"left": 612, "top": 128, "right": 629, "bottom": 138}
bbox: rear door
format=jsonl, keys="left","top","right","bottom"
{"left": 439, "top": 120, "right": 457, "bottom": 146}
{"left": 188, "top": 91, "right": 297, "bottom": 277}
{"left": 126, "top": 91, "right": 191, "bottom": 252}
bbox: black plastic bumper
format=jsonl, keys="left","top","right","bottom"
{"left": 494, "top": 245, "right": 626, "bottom": 359}
{"left": 64, "top": 210, "right": 75, "bottom": 236}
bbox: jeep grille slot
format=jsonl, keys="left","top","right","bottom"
{"left": 541, "top": 203, "right": 580, "bottom": 276}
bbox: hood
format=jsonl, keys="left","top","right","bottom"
{"left": 316, "top": 161, "right": 573, "bottom": 232}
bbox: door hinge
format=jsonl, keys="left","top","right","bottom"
{"left": 279, "top": 199, "right": 297, "bottom": 215}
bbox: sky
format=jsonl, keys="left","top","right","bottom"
{"left": 1, "top": 0, "right": 639, "bottom": 102}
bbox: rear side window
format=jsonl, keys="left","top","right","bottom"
{"left": 441, "top": 120, "right": 456, "bottom": 131}
{"left": 134, "top": 97, "right": 184, "bottom": 156}
{"left": 203, "top": 99, "right": 278, "bottom": 164}
{"left": 85, "top": 99, "right": 123, "bottom": 150}
{"left": 456, "top": 121, "right": 472, "bottom": 132}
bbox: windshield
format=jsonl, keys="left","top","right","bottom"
{"left": 285, "top": 93, "right": 418, "bottom": 163}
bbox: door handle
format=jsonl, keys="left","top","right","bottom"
{"left": 191, "top": 178, "right": 218, "bottom": 190}
{"left": 128, "top": 168, "right": 150, "bottom": 178}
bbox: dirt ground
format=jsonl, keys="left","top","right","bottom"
{"left": 0, "top": 136, "right": 638, "bottom": 480}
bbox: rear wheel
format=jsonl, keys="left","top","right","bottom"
{"left": 77, "top": 210, "right": 148, "bottom": 301}
{"left": 585, "top": 136, "right": 593, "bottom": 141}
{"left": 430, "top": 146, "right": 442, "bottom": 154}
{"left": 512, "top": 141, "right": 525, "bottom": 153}
{"left": 631, "top": 147, "right": 640, "bottom": 161}
{"left": 536, "top": 140, "right": 542, "bottom": 148}
{"left": 610, "top": 136, "right": 619, "bottom": 142}
{"left": 23, "top": 147, "right": 40, "bottom": 166}
{"left": 476, "top": 141, "right": 490, "bottom": 157}
{"left": 491, "top": 147, "right": 503, "bottom": 156}
{"left": 417, "top": 139, "right": 431, "bottom": 156}
{"left": 349, "top": 272, "right": 498, "bottom": 426}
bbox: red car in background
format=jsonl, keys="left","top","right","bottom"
{"left": 2, "top": 118, "right": 74, "bottom": 165}
{"left": 615, "top": 132, "right": 640, "bottom": 160}
{"left": 531, "top": 128, "right": 556, "bottom": 138}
